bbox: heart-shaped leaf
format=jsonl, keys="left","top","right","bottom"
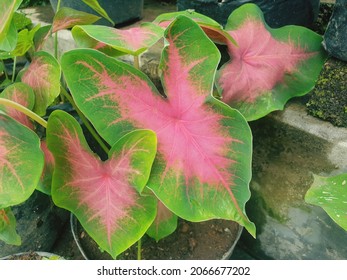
{"left": 61, "top": 16, "right": 255, "bottom": 237}
{"left": 20, "top": 51, "right": 61, "bottom": 116}
{"left": 47, "top": 110, "right": 158, "bottom": 258}
{"left": 52, "top": 7, "right": 101, "bottom": 33}
{"left": 0, "top": 24, "right": 41, "bottom": 60}
{"left": 0, "top": 83, "right": 54, "bottom": 195}
{"left": 147, "top": 201, "right": 178, "bottom": 242}
{"left": 0, "top": 208, "right": 21, "bottom": 245}
{"left": 153, "top": 10, "right": 235, "bottom": 45}
{"left": 154, "top": 10, "right": 221, "bottom": 28}
{"left": 0, "top": 0, "right": 22, "bottom": 52}
{"left": 0, "top": 113, "right": 44, "bottom": 209}
{"left": 216, "top": 4, "right": 328, "bottom": 121}
{"left": 9, "top": 25, "right": 40, "bottom": 58}
{"left": 305, "top": 173, "right": 347, "bottom": 231}
{"left": 72, "top": 23, "right": 164, "bottom": 57}
{"left": 0, "top": 82, "right": 35, "bottom": 129}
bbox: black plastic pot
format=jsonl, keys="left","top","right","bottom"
{"left": 0, "top": 191, "right": 69, "bottom": 258}
{"left": 49, "top": 0, "right": 144, "bottom": 27}
{"left": 177, "top": 0, "right": 320, "bottom": 28}
{"left": 323, "top": 0, "right": 347, "bottom": 62}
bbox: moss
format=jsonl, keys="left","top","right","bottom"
{"left": 306, "top": 58, "right": 347, "bottom": 127}
{"left": 312, "top": 3, "right": 334, "bottom": 35}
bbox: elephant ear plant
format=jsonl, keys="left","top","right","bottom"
{"left": 215, "top": 4, "right": 327, "bottom": 121}
{"left": 61, "top": 15, "right": 255, "bottom": 250}
{"left": 0, "top": 0, "right": 159, "bottom": 255}
{"left": 0, "top": 1, "right": 328, "bottom": 259}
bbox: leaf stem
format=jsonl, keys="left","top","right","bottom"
{"left": 11, "top": 56, "right": 17, "bottom": 82}
{"left": 54, "top": 0, "right": 62, "bottom": 59}
{"left": 0, "top": 98, "right": 47, "bottom": 128}
{"left": 137, "top": 238, "right": 142, "bottom": 260}
{"left": 60, "top": 87, "right": 110, "bottom": 154}
{"left": 54, "top": 34, "right": 58, "bottom": 59}
{"left": 134, "top": 55, "right": 140, "bottom": 70}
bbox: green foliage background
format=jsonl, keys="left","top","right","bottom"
{"left": 20, "top": 0, "right": 50, "bottom": 9}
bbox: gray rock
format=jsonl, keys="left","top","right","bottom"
{"left": 323, "top": 0, "right": 347, "bottom": 62}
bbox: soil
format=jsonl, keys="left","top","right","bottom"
{"left": 74, "top": 218, "right": 241, "bottom": 260}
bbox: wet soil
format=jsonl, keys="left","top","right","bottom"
{"left": 79, "top": 219, "right": 241, "bottom": 260}
{"left": 52, "top": 217, "right": 241, "bottom": 260}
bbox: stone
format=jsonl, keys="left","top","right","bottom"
{"left": 323, "top": 0, "right": 347, "bottom": 61}
{"left": 307, "top": 58, "right": 347, "bottom": 127}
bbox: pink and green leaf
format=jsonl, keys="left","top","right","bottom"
{"left": 47, "top": 110, "right": 157, "bottom": 258}
{"left": 0, "top": 83, "right": 54, "bottom": 194}
{"left": 20, "top": 51, "right": 61, "bottom": 116}
{"left": 0, "top": 208, "right": 21, "bottom": 245}
{"left": 0, "top": 0, "right": 22, "bottom": 52}
{"left": 0, "top": 82, "right": 35, "bottom": 129}
{"left": 52, "top": 7, "right": 101, "bottom": 34}
{"left": 216, "top": 3, "right": 328, "bottom": 121}
{"left": 72, "top": 22, "right": 164, "bottom": 56}
{"left": 37, "top": 139, "right": 54, "bottom": 195}
{"left": 61, "top": 16, "right": 255, "bottom": 236}
{"left": 33, "top": 25, "right": 52, "bottom": 51}
{"left": 305, "top": 173, "right": 347, "bottom": 231}
{"left": 0, "top": 113, "right": 44, "bottom": 209}
{"left": 153, "top": 10, "right": 235, "bottom": 45}
{"left": 146, "top": 201, "right": 178, "bottom": 242}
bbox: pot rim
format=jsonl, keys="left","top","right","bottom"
{"left": 0, "top": 251, "right": 64, "bottom": 260}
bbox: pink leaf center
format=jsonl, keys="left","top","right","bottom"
{"left": 219, "top": 18, "right": 310, "bottom": 103}
{"left": 6, "top": 89, "right": 34, "bottom": 130}
{"left": 78, "top": 41, "right": 238, "bottom": 199}
{"left": 57, "top": 124, "right": 142, "bottom": 244}
{"left": 0, "top": 128, "right": 24, "bottom": 192}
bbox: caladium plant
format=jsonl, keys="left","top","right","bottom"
{"left": 0, "top": 0, "right": 331, "bottom": 260}
{"left": 0, "top": 0, "right": 116, "bottom": 248}
{"left": 215, "top": 4, "right": 328, "bottom": 121}
{"left": 47, "top": 110, "right": 158, "bottom": 258}
{"left": 61, "top": 16, "right": 255, "bottom": 237}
